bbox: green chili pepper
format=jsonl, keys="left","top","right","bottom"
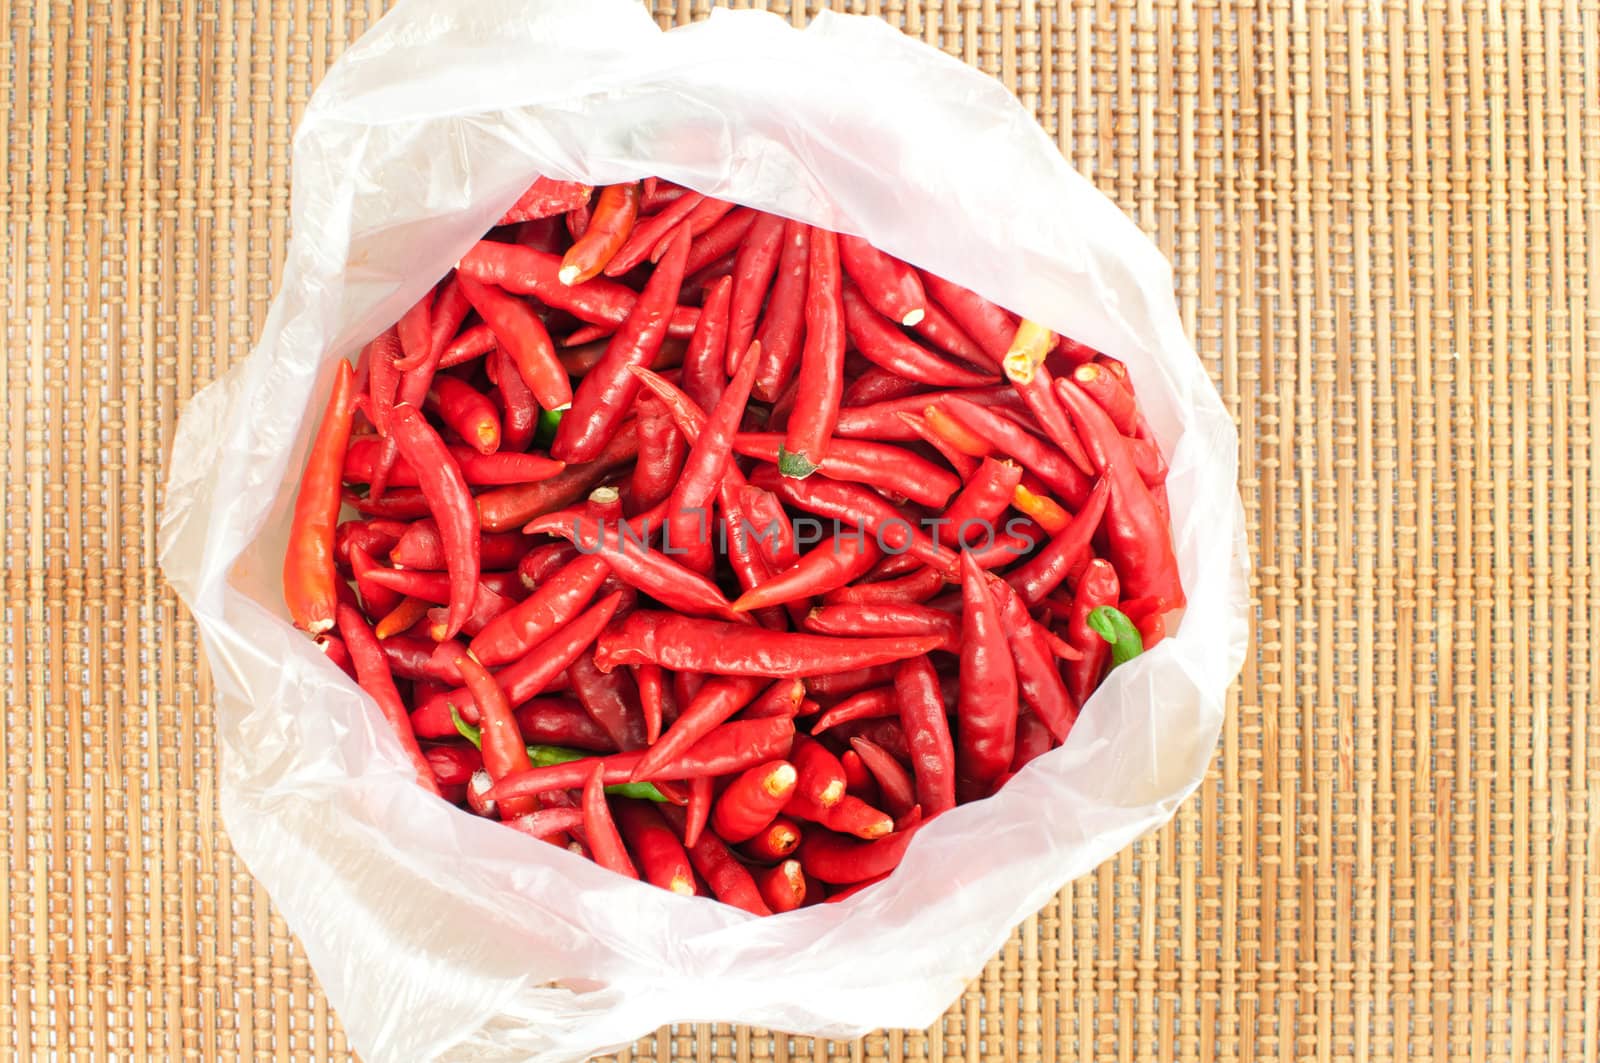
{"left": 451, "top": 710, "right": 667, "bottom": 802}
{"left": 450, "top": 704, "right": 482, "bottom": 747}
{"left": 534, "top": 407, "right": 565, "bottom": 448}
{"left": 1086, "top": 605, "right": 1144, "bottom": 666}
{"left": 528, "top": 744, "right": 668, "bottom": 802}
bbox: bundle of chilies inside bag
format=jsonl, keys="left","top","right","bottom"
{"left": 282, "top": 176, "right": 1185, "bottom": 914}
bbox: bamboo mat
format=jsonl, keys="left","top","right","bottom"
{"left": 3, "top": 0, "right": 1597, "bottom": 1058}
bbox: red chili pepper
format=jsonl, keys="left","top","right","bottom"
{"left": 1053, "top": 378, "right": 1184, "bottom": 606}
{"left": 730, "top": 531, "right": 881, "bottom": 614}
{"left": 1118, "top": 435, "right": 1167, "bottom": 493}
{"left": 893, "top": 655, "right": 956, "bottom": 817}
{"left": 753, "top": 221, "right": 810, "bottom": 402}
{"left": 284, "top": 360, "right": 356, "bottom": 635}
{"left": 683, "top": 208, "right": 759, "bottom": 279}
{"left": 614, "top": 799, "right": 694, "bottom": 894}
{"left": 605, "top": 191, "right": 705, "bottom": 277}
{"left": 716, "top": 483, "right": 790, "bottom": 631}
{"left": 710, "top": 760, "right": 798, "bottom": 843}
{"left": 343, "top": 488, "right": 433, "bottom": 520}
{"left": 362, "top": 566, "right": 523, "bottom": 607}
{"left": 639, "top": 179, "right": 677, "bottom": 211}
{"left": 838, "top": 235, "right": 927, "bottom": 327}
{"left": 780, "top": 228, "right": 845, "bottom": 478}
{"left": 849, "top": 736, "right": 916, "bottom": 817}
{"left": 524, "top": 512, "right": 743, "bottom": 623}
{"left": 635, "top": 663, "right": 665, "bottom": 745}
{"left": 681, "top": 273, "right": 732, "bottom": 415}
{"left": 553, "top": 229, "right": 690, "bottom": 463}
{"left": 743, "top": 816, "right": 801, "bottom": 861}
{"left": 831, "top": 386, "right": 1022, "bottom": 442}
{"left": 797, "top": 820, "right": 920, "bottom": 884}
{"left": 630, "top": 675, "right": 767, "bottom": 780}
{"left": 820, "top": 564, "right": 945, "bottom": 606}
{"left": 650, "top": 198, "right": 737, "bottom": 262}
{"left": 457, "top": 241, "right": 699, "bottom": 339}
{"left": 1003, "top": 475, "right": 1110, "bottom": 605}
{"left": 559, "top": 181, "right": 640, "bottom": 285}
{"left": 492, "top": 348, "right": 539, "bottom": 453}
{"left": 734, "top": 432, "right": 959, "bottom": 510}
{"left": 829, "top": 717, "right": 910, "bottom": 763}
{"left": 569, "top": 653, "right": 646, "bottom": 752}
{"left": 515, "top": 698, "right": 617, "bottom": 752}
{"left": 755, "top": 859, "right": 807, "bottom": 913}
{"left": 411, "top": 590, "right": 623, "bottom": 735}
{"left": 374, "top": 595, "right": 431, "bottom": 640}
{"left": 424, "top": 743, "right": 480, "bottom": 797}
{"left": 1064, "top": 558, "right": 1121, "bottom": 706}
{"left": 661, "top": 338, "right": 761, "bottom": 570}
{"left": 1071, "top": 362, "right": 1139, "bottom": 436}
{"left": 477, "top": 421, "right": 640, "bottom": 533}
{"left": 679, "top": 821, "right": 770, "bottom": 915}
{"left": 910, "top": 294, "right": 992, "bottom": 369}
{"left": 802, "top": 663, "right": 902, "bottom": 700}
{"left": 631, "top": 393, "right": 688, "bottom": 515}
{"left": 379, "top": 633, "right": 459, "bottom": 683}
{"left": 749, "top": 467, "right": 956, "bottom": 573}
{"left": 423, "top": 584, "right": 513, "bottom": 641}
{"left": 593, "top": 612, "right": 945, "bottom": 677}
{"left": 582, "top": 765, "right": 639, "bottom": 879}
{"left": 956, "top": 551, "right": 1017, "bottom": 789}
{"left": 786, "top": 734, "right": 847, "bottom": 810}
{"left": 684, "top": 774, "right": 713, "bottom": 849}
{"left": 364, "top": 326, "right": 403, "bottom": 444}
{"left": 938, "top": 457, "right": 1024, "bottom": 550}
{"left": 455, "top": 275, "right": 572, "bottom": 413}
{"left": 681, "top": 251, "right": 738, "bottom": 307}
{"left": 965, "top": 520, "right": 1042, "bottom": 570}
{"left": 739, "top": 677, "right": 807, "bottom": 720}
{"left": 843, "top": 367, "right": 930, "bottom": 408}
{"left": 517, "top": 541, "right": 580, "bottom": 590}
{"left": 1009, "top": 364, "right": 1094, "bottom": 478}
{"left": 727, "top": 212, "right": 787, "bottom": 367}
{"left": 989, "top": 575, "right": 1078, "bottom": 742}
{"left": 505, "top": 805, "right": 585, "bottom": 842}
{"left": 931, "top": 396, "right": 1092, "bottom": 507}
{"left": 346, "top": 438, "right": 564, "bottom": 489}
{"left": 386, "top": 520, "right": 526, "bottom": 572}
{"left": 917, "top": 271, "right": 1016, "bottom": 364}
{"left": 455, "top": 651, "right": 538, "bottom": 817}
{"left": 839, "top": 749, "right": 877, "bottom": 804}
{"left": 316, "top": 634, "right": 357, "bottom": 680}
{"left": 811, "top": 687, "right": 899, "bottom": 734}
{"left": 673, "top": 670, "right": 705, "bottom": 710}
{"left": 1010, "top": 711, "right": 1054, "bottom": 773}
{"left": 424, "top": 374, "right": 502, "bottom": 455}
{"left": 497, "top": 177, "right": 592, "bottom": 224}
{"left": 334, "top": 604, "right": 440, "bottom": 796}
{"left": 487, "top": 717, "right": 796, "bottom": 801}
{"left": 439, "top": 323, "right": 497, "bottom": 368}
{"left": 804, "top": 603, "right": 959, "bottom": 652}
{"left": 426, "top": 275, "right": 473, "bottom": 362}
{"left": 840, "top": 282, "right": 995, "bottom": 388}
{"left": 349, "top": 542, "right": 403, "bottom": 621}
{"left": 735, "top": 484, "right": 799, "bottom": 572}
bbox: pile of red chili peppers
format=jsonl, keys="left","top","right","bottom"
{"left": 282, "top": 174, "right": 1184, "bottom": 914}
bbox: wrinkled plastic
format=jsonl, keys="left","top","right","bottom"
{"left": 160, "top": 2, "right": 1249, "bottom": 1060}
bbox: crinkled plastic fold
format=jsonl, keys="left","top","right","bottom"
{"left": 161, "top": 2, "right": 1249, "bottom": 1059}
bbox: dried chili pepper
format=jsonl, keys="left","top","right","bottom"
{"left": 285, "top": 359, "right": 356, "bottom": 635}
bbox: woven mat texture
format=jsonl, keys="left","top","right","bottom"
{"left": 5, "top": 0, "right": 1599, "bottom": 1058}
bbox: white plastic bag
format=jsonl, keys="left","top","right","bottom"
{"left": 161, "top": 2, "right": 1249, "bottom": 1059}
